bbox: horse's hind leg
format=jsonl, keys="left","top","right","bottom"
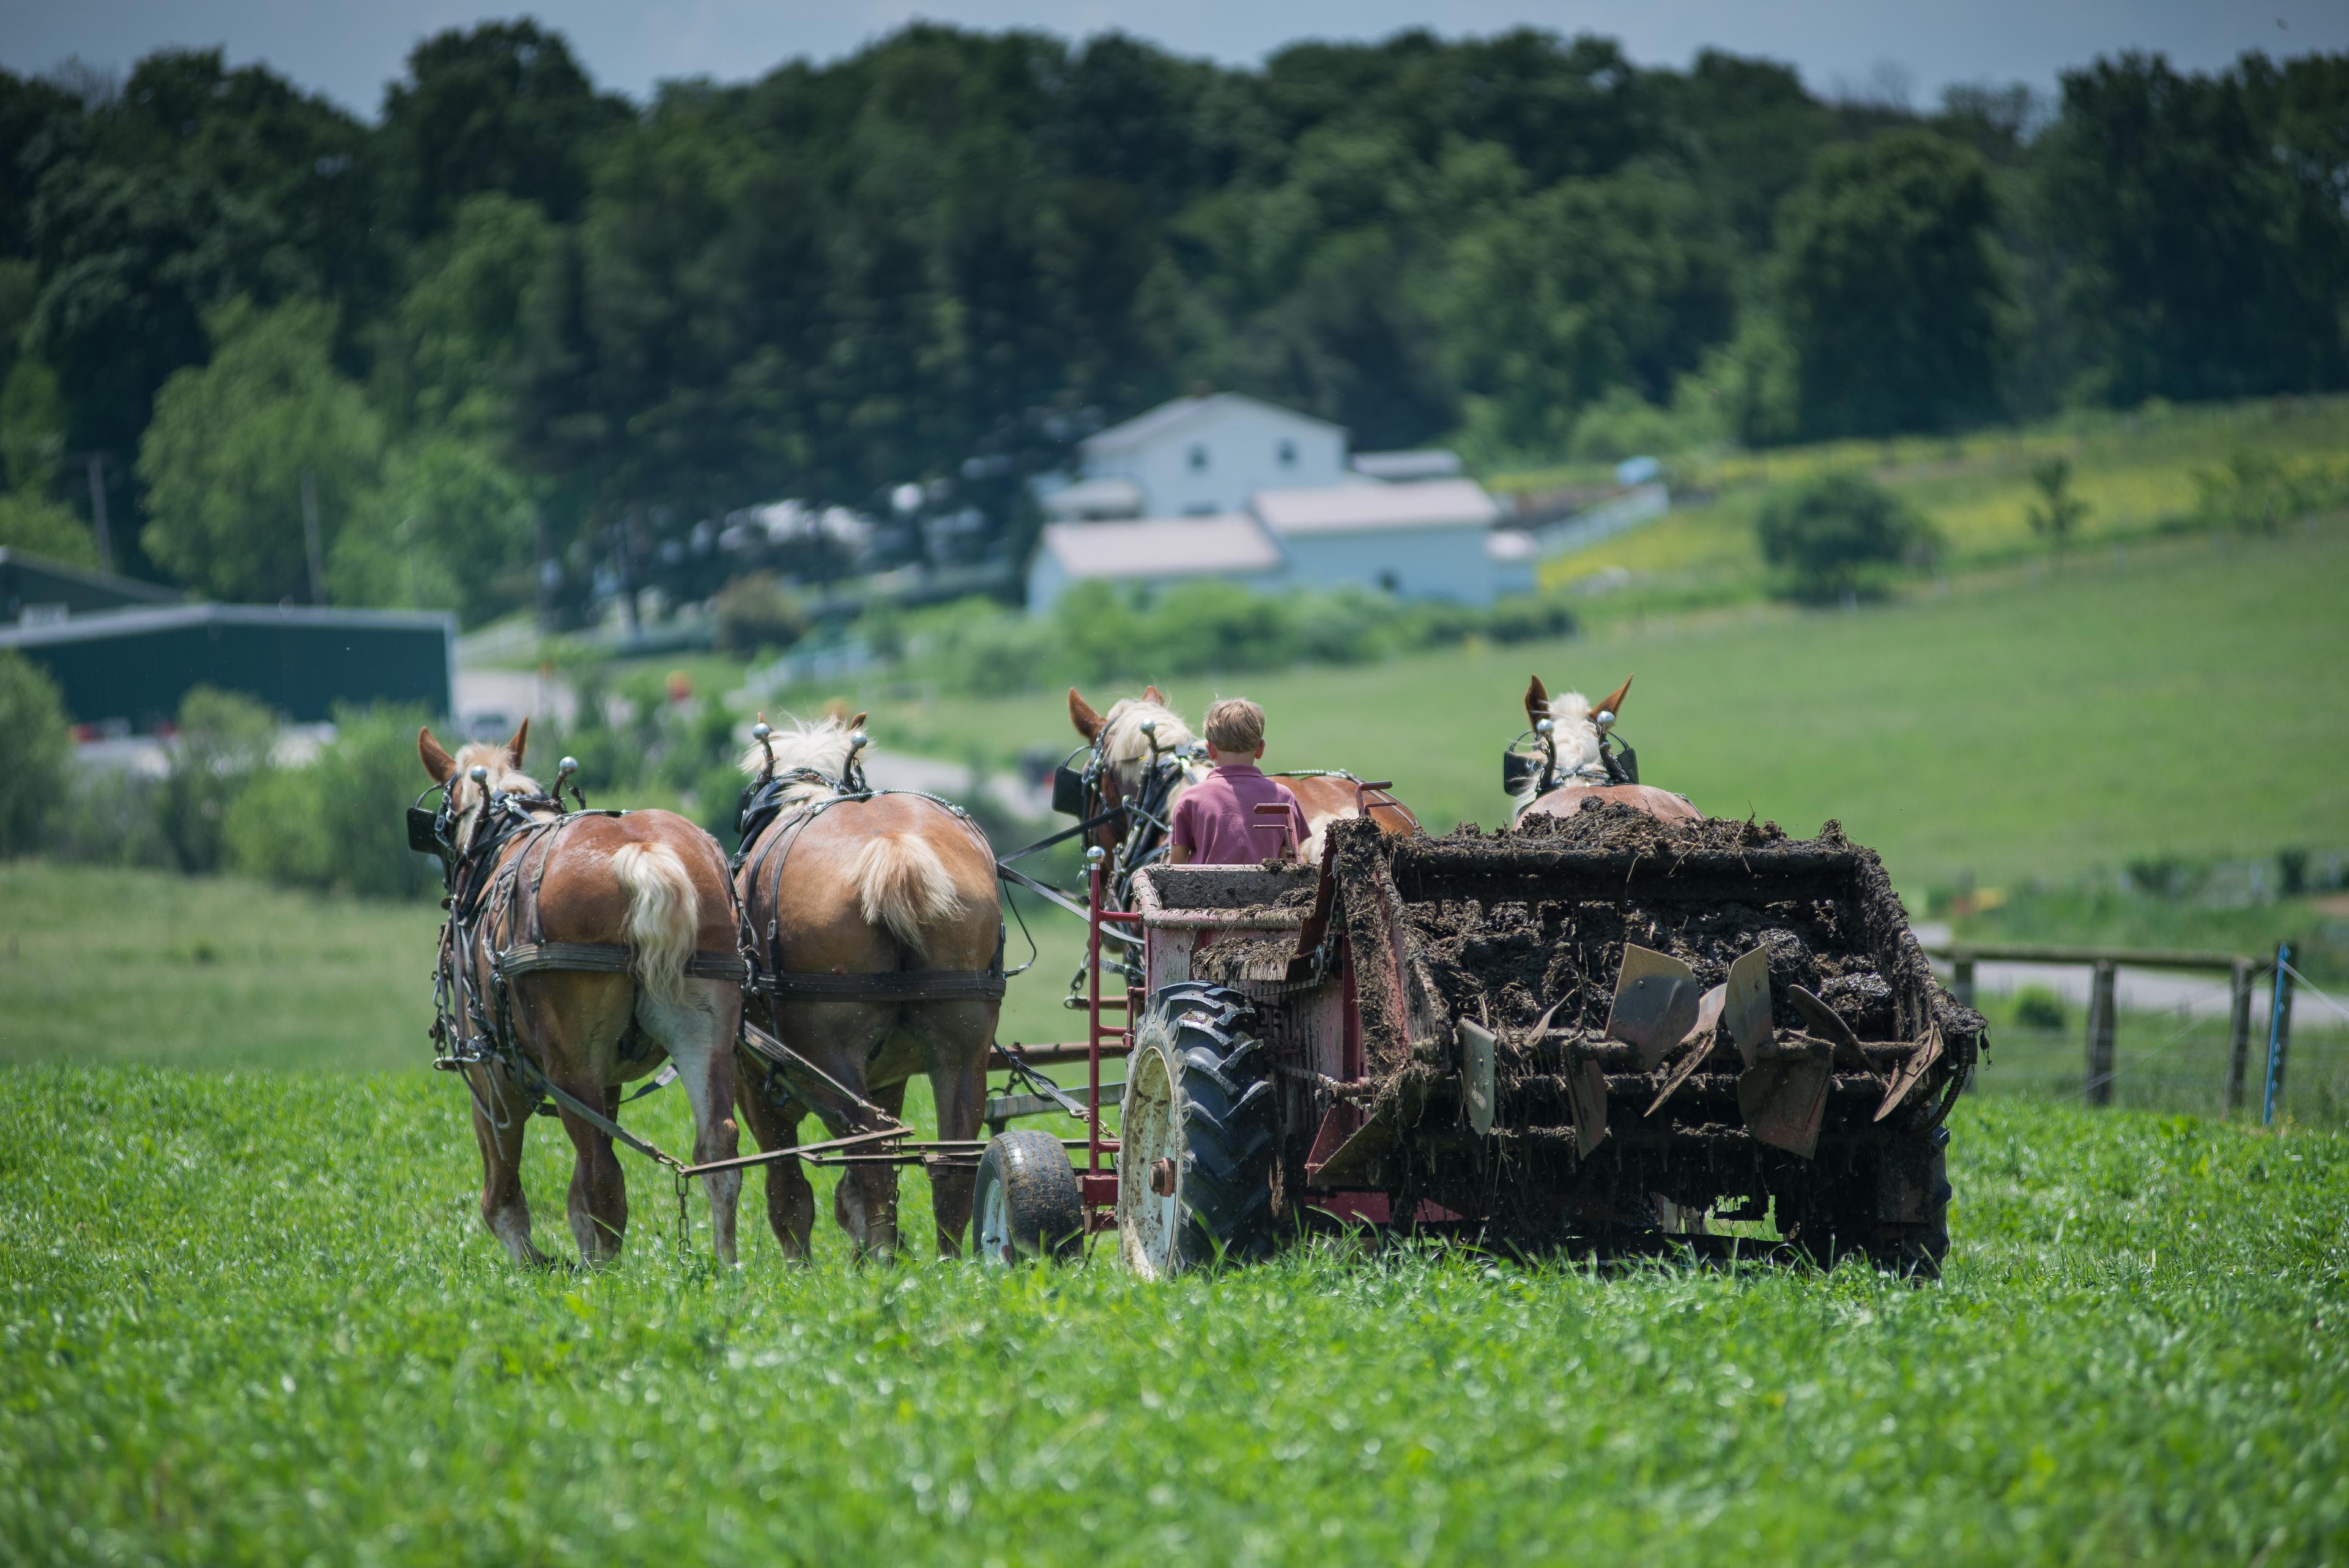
{"left": 836, "top": 1079, "right": 908, "bottom": 1260}
{"left": 737, "top": 1091, "right": 817, "bottom": 1261}
{"left": 469, "top": 1064, "right": 546, "bottom": 1267}
{"left": 904, "top": 1000, "right": 998, "bottom": 1257}
{"left": 636, "top": 976, "right": 743, "bottom": 1265}
{"left": 516, "top": 973, "right": 634, "bottom": 1265}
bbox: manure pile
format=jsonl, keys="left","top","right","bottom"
{"left": 1403, "top": 806, "right": 1906, "bottom": 1043}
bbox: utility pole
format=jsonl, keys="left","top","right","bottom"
{"left": 299, "top": 467, "right": 326, "bottom": 604}
{"left": 531, "top": 501, "right": 554, "bottom": 630}
{"left": 83, "top": 452, "right": 115, "bottom": 571}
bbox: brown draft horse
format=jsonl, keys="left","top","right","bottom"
{"left": 1066, "top": 685, "right": 1420, "bottom": 866}
{"left": 417, "top": 721, "right": 743, "bottom": 1268}
{"left": 1512, "top": 674, "right": 1703, "bottom": 824}
{"left": 732, "top": 716, "right": 1002, "bottom": 1260}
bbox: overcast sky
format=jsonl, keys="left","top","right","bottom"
{"left": 5, "top": 1, "right": 2344, "bottom": 116}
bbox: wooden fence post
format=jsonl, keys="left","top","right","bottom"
{"left": 2224, "top": 957, "right": 2255, "bottom": 1114}
{"left": 2084, "top": 959, "right": 2117, "bottom": 1106}
{"left": 1951, "top": 954, "right": 1976, "bottom": 1009}
{"left": 2262, "top": 941, "right": 2296, "bottom": 1126}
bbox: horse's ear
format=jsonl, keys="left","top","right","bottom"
{"left": 418, "top": 726, "right": 455, "bottom": 784}
{"left": 1069, "top": 688, "right": 1104, "bottom": 741}
{"left": 1524, "top": 675, "right": 1550, "bottom": 727}
{"left": 1594, "top": 675, "right": 1634, "bottom": 720}
{"left": 848, "top": 710, "right": 867, "bottom": 733}
{"left": 505, "top": 716, "right": 529, "bottom": 767}
{"left": 1142, "top": 683, "right": 1166, "bottom": 705}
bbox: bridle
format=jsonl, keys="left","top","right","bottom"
{"left": 408, "top": 756, "right": 587, "bottom": 912}
{"left": 1502, "top": 710, "right": 1639, "bottom": 819}
{"left": 1055, "top": 721, "right": 1201, "bottom": 911}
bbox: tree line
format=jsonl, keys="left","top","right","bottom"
{"left": 1, "top": 24, "right": 2343, "bottom": 624}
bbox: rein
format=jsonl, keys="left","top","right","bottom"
{"left": 1504, "top": 723, "right": 1640, "bottom": 822}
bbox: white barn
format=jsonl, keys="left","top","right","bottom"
{"left": 1025, "top": 390, "right": 1523, "bottom": 612}
{"left": 1252, "top": 479, "right": 1502, "bottom": 601}
{"left": 1049, "top": 393, "right": 1348, "bottom": 519}
{"left": 1028, "top": 477, "right": 1523, "bottom": 611}
{"left": 1025, "top": 515, "right": 1285, "bottom": 609}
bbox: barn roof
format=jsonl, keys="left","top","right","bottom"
{"left": 1250, "top": 478, "right": 1500, "bottom": 537}
{"left": 0, "top": 548, "right": 182, "bottom": 620}
{"left": 1038, "top": 515, "right": 1286, "bottom": 580}
{"left": 1080, "top": 393, "right": 1344, "bottom": 455}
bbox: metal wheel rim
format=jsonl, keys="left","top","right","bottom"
{"left": 976, "top": 1167, "right": 1015, "bottom": 1264}
{"left": 1118, "top": 1042, "right": 1181, "bottom": 1279}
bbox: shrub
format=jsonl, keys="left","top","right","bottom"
{"left": 1756, "top": 473, "right": 1935, "bottom": 603}
{"left": 2025, "top": 456, "right": 2090, "bottom": 555}
{"left": 225, "top": 705, "right": 440, "bottom": 900}
{"left": 2193, "top": 453, "right": 2349, "bottom": 535}
{"left": 1567, "top": 387, "right": 1687, "bottom": 463}
{"left": 1140, "top": 579, "right": 1296, "bottom": 674}
{"left": 0, "top": 649, "right": 71, "bottom": 855}
{"left": 1483, "top": 595, "right": 1579, "bottom": 645}
{"left": 881, "top": 581, "right": 1579, "bottom": 696}
{"left": 0, "top": 492, "right": 100, "bottom": 569}
{"left": 48, "top": 768, "right": 173, "bottom": 868}
{"left": 2124, "top": 855, "right": 2202, "bottom": 899}
{"left": 713, "top": 571, "right": 809, "bottom": 655}
{"left": 2012, "top": 986, "right": 2067, "bottom": 1031}
{"left": 1286, "top": 587, "right": 1398, "bottom": 664}
{"left": 158, "top": 687, "right": 278, "bottom": 873}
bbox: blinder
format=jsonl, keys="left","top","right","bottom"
{"left": 406, "top": 805, "right": 444, "bottom": 855}
{"left": 1050, "top": 765, "right": 1088, "bottom": 818}
{"left": 1501, "top": 748, "right": 1545, "bottom": 797}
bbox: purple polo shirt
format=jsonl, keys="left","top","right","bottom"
{"left": 1168, "top": 764, "right": 1311, "bottom": 866}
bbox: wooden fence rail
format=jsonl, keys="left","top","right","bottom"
{"left": 1921, "top": 940, "right": 2296, "bottom": 1119}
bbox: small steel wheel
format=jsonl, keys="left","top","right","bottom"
{"left": 970, "top": 1129, "right": 1083, "bottom": 1264}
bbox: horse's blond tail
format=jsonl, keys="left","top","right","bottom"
{"left": 611, "top": 842, "right": 697, "bottom": 1009}
{"left": 849, "top": 833, "right": 963, "bottom": 959}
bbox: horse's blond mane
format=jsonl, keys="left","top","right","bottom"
{"left": 738, "top": 715, "right": 859, "bottom": 808}
{"left": 451, "top": 740, "right": 540, "bottom": 796}
{"left": 444, "top": 740, "right": 546, "bottom": 832}
{"left": 1509, "top": 687, "right": 1604, "bottom": 811}
{"left": 1097, "top": 695, "right": 1197, "bottom": 786}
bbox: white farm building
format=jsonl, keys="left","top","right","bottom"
{"left": 1030, "top": 393, "right": 1528, "bottom": 611}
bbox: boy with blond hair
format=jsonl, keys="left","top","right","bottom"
{"left": 1167, "top": 697, "right": 1310, "bottom": 865}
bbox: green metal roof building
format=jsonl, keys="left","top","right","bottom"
{"left": 0, "top": 551, "right": 454, "bottom": 729}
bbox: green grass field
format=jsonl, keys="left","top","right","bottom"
{"left": 2, "top": 1069, "right": 2343, "bottom": 1565}
{"left": 10, "top": 457, "right": 2349, "bottom": 1561}
{"left": 832, "top": 519, "right": 2349, "bottom": 895}
{"left": 1523, "top": 393, "right": 2349, "bottom": 597}
{"left": 0, "top": 860, "right": 1095, "bottom": 1076}
{"left": 0, "top": 864, "right": 442, "bottom": 1072}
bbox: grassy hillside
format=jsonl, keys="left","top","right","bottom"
{"left": 2, "top": 1068, "right": 2343, "bottom": 1564}
{"left": 1518, "top": 393, "right": 2349, "bottom": 600}
{"left": 837, "top": 519, "right": 2349, "bottom": 894}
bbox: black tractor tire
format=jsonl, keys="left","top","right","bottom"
{"left": 970, "top": 1129, "right": 1084, "bottom": 1264}
{"left": 1117, "top": 983, "right": 1276, "bottom": 1277}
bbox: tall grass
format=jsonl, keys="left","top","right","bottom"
{"left": 1, "top": 1071, "right": 2343, "bottom": 1564}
